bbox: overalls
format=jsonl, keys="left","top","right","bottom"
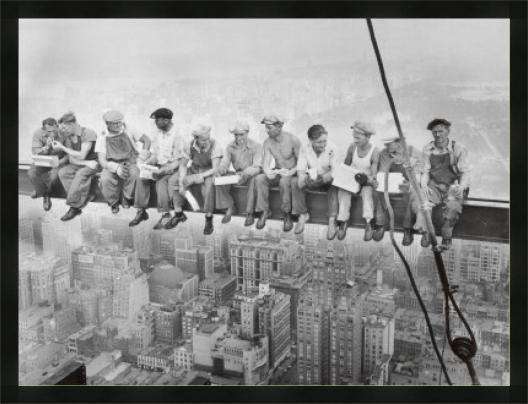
{"left": 58, "top": 128, "right": 100, "bottom": 208}
{"left": 425, "top": 153, "right": 463, "bottom": 238}
{"left": 187, "top": 140, "right": 216, "bottom": 214}
{"left": 99, "top": 132, "right": 140, "bottom": 206}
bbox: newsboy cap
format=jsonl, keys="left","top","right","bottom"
{"left": 150, "top": 108, "right": 173, "bottom": 120}
{"left": 58, "top": 112, "right": 76, "bottom": 124}
{"left": 261, "top": 114, "right": 285, "bottom": 125}
{"left": 381, "top": 135, "right": 401, "bottom": 145}
{"left": 427, "top": 118, "right": 451, "bottom": 131}
{"left": 351, "top": 120, "right": 375, "bottom": 136}
{"left": 192, "top": 124, "right": 212, "bottom": 138}
{"left": 229, "top": 120, "right": 250, "bottom": 134}
{"left": 102, "top": 110, "right": 124, "bottom": 122}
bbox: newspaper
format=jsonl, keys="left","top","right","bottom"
{"left": 32, "top": 155, "right": 59, "bottom": 168}
{"left": 332, "top": 163, "right": 361, "bottom": 193}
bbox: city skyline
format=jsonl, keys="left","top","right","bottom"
{"left": 18, "top": 195, "right": 510, "bottom": 386}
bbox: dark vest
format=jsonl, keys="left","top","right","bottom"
{"left": 189, "top": 139, "right": 215, "bottom": 173}
{"left": 67, "top": 128, "right": 98, "bottom": 161}
{"left": 105, "top": 132, "right": 138, "bottom": 163}
{"left": 429, "top": 153, "right": 458, "bottom": 185}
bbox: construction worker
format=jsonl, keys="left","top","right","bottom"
{"left": 180, "top": 124, "right": 223, "bottom": 235}
{"left": 336, "top": 121, "right": 380, "bottom": 241}
{"left": 215, "top": 120, "right": 262, "bottom": 226}
{"left": 95, "top": 110, "right": 151, "bottom": 214}
{"left": 294, "top": 124, "right": 338, "bottom": 237}
{"left": 28, "top": 117, "right": 68, "bottom": 211}
{"left": 254, "top": 115, "right": 301, "bottom": 232}
{"left": 372, "top": 136, "right": 425, "bottom": 244}
{"left": 129, "top": 108, "right": 187, "bottom": 230}
{"left": 53, "top": 112, "right": 100, "bottom": 221}
{"left": 420, "top": 118, "right": 471, "bottom": 249}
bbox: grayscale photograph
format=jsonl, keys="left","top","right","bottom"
{"left": 18, "top": 18, "right": 510, "bottom": 386}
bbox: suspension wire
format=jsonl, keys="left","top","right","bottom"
{"left": 366, "top": 18, "right": 480, "bottom": 385}
{"left": 382, "top": 172, "right": 452, "bottom": 385}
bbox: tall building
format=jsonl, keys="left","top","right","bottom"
{"left": 19, "top": 218, "right": 36, "bottom": 254}
{"left": 193, "top": 322, "right": 228, "bottom": 371}
{"left": 176, "top": 246, "right": 213, "bottom": 281}
{"left": 198, "top": 272, "right": 237, "bottom": 305}
{"left": 311, "top": 240, "right": 349, "bottom": 308}
{"left": 329, "top": 291, "right": 363, "bottom": 385}
{"left": 19, "top": 268, "right": 32, "bottom": 310}
{"left": 240, "top": 293, "right": 259, "bottom": 339}
{"left": 257, "top": 289, "right": 291, "bottom": 368}
{"left": 151, "top": 303, "right": 183, "bottom": 345}
{"left": 100, "top": 216, "right": 134, "bottom": 249}
{"left": 230, "top": 235, "right": 303, "bottom": 294}
{"left": 151, "top": 231, "right": 192, "bottom": 264}
{"left": 42, "top": 219, "right": 82, "bottom": 268}
{"left": 71, "top": 244, "right": 141, "bottom": 290}
{"left": 20, "top": 252, "right": 70, "bottom": 306}
{"left": 42, "top": 306, "right": 81, "bottom": 342}
{"left": 362, "top": 315, "right": 395, "bottom": 384}
{"left": 214, "top": 334, "right": 269, "bottom": 385}
{"left": 67, "top": 286, "right": 111, "bottom": 326}
{"left": 112, "top": 273, "right": 149, "bottom": 320}
{"left": 19, "top": 303, "right": 54, "bottom": 343}
{"left": 297, "top": 292, "right": 325, "bottom": 384}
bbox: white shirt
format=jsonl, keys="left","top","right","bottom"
{"left": 296, "top": 140, "right": 337, "bottom": 176}
{"left": 149, "top": 126, "right": 184, "bottom": 165}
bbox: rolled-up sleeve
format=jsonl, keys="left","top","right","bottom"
{"left": 218, "top": 145, "right": 232, "bottom": 173}
{"left": 422, "top": 144, "right": 432, "bottom": 173}
{"left": 94, "top": 134, "right": 106, "bottom": 154}
{"left": 455, "top": 144, "right": 471, "bottom": 187}
{"left": 171, "top": 136, "right": 184, "bottom": 161}
{"left": 182, "top": 141, "right": 192, "bottom": 161}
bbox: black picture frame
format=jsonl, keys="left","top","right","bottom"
{"left": 2, "top": 1, "right": 526, "bottom": 403}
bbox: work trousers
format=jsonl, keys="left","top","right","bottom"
{"left": 100, "top": 163, "right": 139, "bottom": 206}
{"left": 58, "top": 164, "right": 99, "bottom": 208}
{"left": 134, "top": 171, "right": 185, "bottom": 212}
{"left": 424, "top": 180, "right": 464, "bottom": 239}
{"left": 255, "top": 173, "right": 297, "bottom": 215}
{"left": 27, "top": 165, "right": 60, "bottom": 197}
{"left": 374, "top": 190, "right": 423, "bottom": 230}
{"left": 337, "top": 186, "right": 374, "bottom": 222}
{"left": 215, "top": 173, "right": 257, "bottom": 214}
{"left": 185, "top": 167, "right": 215, "bottom": 214}
{"left": 291, "top": 180, "right": 338, "bottom": 218}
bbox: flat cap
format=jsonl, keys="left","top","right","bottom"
{"left": 150, "top": 108, "right": 173, "bottom": 120}
{"left": 192, "top": 124, "right": 212, "bottom": 137}
{"left": 427, "top": 118, "right": 451, "bottom": 131}
{"left": 102, "top": 110, "right": 124, "bottom": 122}
{"left": 229, "top": 120, "right": 250, "bottom": 133}
{"left": 261, "top": 114, "right": 285, "bottom": 125}
{"left": 381, "top": 135, "right": 401, "bottom": 144}
{"left": 351, "top": 120, "right": 375, "bottom": 136}
{"left": 58, "top": 112, "right": 76, "bottom": 124}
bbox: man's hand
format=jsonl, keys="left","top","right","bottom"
{"left": 238, "top": 172, "right": 251, "bottom": 185}
{"left": 116, "top": 163, "right": 129, "bottom": 179}
{"left": 448, "top": 184, "right": 464, "bottom": 200}
{"left": 321, "top": 171, "right": 333, "bottom": 184}
{"left": 265, "top": 170, "right": 277, "bottom": 180}
{"left": 369, "top": 178, "right": 379, "bottom": 189}
{"left": 84, "top": 160, "right": 99, "bottom": 171}
{"left": 138, "top": 150, "right": 151, "bottom": 162}
{"left": 51, "top": 141, "right": 64, "bottom": 151}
